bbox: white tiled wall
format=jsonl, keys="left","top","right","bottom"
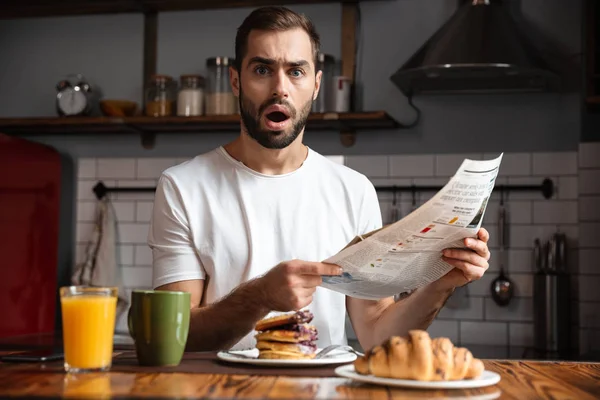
{"left": 577, "top": 142, "right": 600, "bottom": 357}
{"left": 74, "top": 149, "right": 591, "bottom": 358}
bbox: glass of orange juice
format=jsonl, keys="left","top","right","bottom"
{"left": 60, "top": 286, "right": 118, "bottom": 373}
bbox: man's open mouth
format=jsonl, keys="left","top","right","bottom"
{"left": 266, "top": 111, "right": 289, "bottom": 122}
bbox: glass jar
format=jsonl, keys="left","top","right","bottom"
{"left": 177, "top": 74, "right": 205, "bottom": 116}
{"left": 145, "top": 74, "right": 176, "bottom": 117}
{"left": 205, "top": 57, "right": 237, "bottom": 115}
{"left": 312, "top": 53, "right": 335, "bottom": 113}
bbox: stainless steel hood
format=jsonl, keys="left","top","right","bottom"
{"left": 390, "top": 0, "right": 561, "bottom": 96}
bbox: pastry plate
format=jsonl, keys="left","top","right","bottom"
{"left": 217, "top": 348, "right": 357, "bottom": 367}
{"left": 334, "top": 364, "right": 501, "bottom": 389}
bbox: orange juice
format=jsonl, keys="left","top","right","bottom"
{"left": 61, "top": 294, "right": 117, "bottom": 371}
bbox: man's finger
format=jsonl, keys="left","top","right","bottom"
{"left": 442, "top": 257, "right": 485, "bottom": 281}
{"left": 296, "top": 262, "right": 342, "bottom": 276}
{"left": 464, "top": 238, "right": 490, "bottom": 259}
{"left": 478, "top": 228, "right": 490, "bottom": 243}
{"left": 442, "top": 250, "right": 488, "bottom": 271}
{"left": 301, "top": 275, "right": 323, "bottom": 288}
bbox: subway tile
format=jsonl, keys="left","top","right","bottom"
{"left": 558, "top": 176, "right": 578, "bottom": 200}
{"left": 135, "top": 244, "right": 153, "bottom": 266}
{"left": 434, "top": 153, "right": 482, "bottom": 177}
{"left": 508, "top": 249, "right": 536, "bottom": 273}
{"left": 77, "top": 201, "right": 96, "bottom": 222}
{"left": 136, "top": 202, "right": 154, "bottom": 223}
{"left": 509, "top": 322, "right": 534, "bottom": 347}
{"left": 466, "top": 274, "right": 495, "bottom": 296}
{"left": 118, "top": 245, "right": 134, "bottom": 265}
{"left": 484, "top": 152, "right": 531, "bottom": 177}
{"left": 460, "top": 321, "right": 508, "bottom": 346}
{"left": 579, "top": 249, "right": 600, "bottom": 275}
{"left": 506, "top": 176, "right": 558, "bottom": 200}
{"left": 509, "top": 225, "right": 578, "bottom": 250}
{"left": 136, "top": 158, "right": 178, "bottom": 179}
{"left": 112, "top": 201, "right": 135, "bottom": 222}
{"left": 389, "top": 155, "right": 434, "bottom": 177}
{"left": 533, "top": 201, "right": 578, "bottom": 224}
{"left": 580, "top": 223, "right": 600, "bottom": 248}
{"left": 345, "top": 155, "right": 388, "bottom": 177}
{"left": 77, "top": 158, "right": 96, "bottom": 179}
{"left": 579, "top": 276, "right": 600, "bottom": 302}
{"left": 462, "top": 344, "right": 508, "bottom": 359}
{"left": 76, "top": 222, "right": 95, "bottom": 244}
{"left": 579, "top": 302, "right": 600, "bottom": 329}
{"left": 532, "top": 152, "right": 577, "bottom": 176}
{"left": 481, "top": 201, "right": 532, "bottom": 225}
{"left": 485, "top": 297, "right": 533, "bottom": 322}
{"left": 510, "top": 273, "right": 533, "bottom": 297}
{"left": 580, "top": 197, "right": 600, "bottom": 222}
{"left": 579, "top": 142, "right": 600, "bottom": 168}
{"left": 97, "top": 159, "right": 136, "bottom": 179}
{"left": 370, "top": 178, "right": 412, "bottom": 201}
{"left": 117, "top": 223, "right": 150, "bottom": 244}
{"left": 77, "top": 180, "right": 99, "bottom": 201}
{"left": 427, "top": 320, "right": 459, "bottom": 343}
{"left": 438, "top": 297, "right": 484, "bottom": 320}
{"left": 122, "top": 266, "right": 153, "bottom": 288}
{"left": 579, "top": 170, "right": 600, "bottom": 195}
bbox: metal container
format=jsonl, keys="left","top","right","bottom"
{"left": 533, "top": 233, "right": 573, "bottom": 359}
{"left": 312, "top": 53, "right": 335, "bottom": 113}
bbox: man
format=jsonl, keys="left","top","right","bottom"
{"left": 148, "top": 6, "right": 491, "bottom": 352}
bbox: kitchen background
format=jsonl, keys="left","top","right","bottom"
{"left": 0, "top": 0, "right": 598, "bottom": 361}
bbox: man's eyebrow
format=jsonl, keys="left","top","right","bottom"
{"left": 247, "top": 57, "right": 310, "bottom": 68}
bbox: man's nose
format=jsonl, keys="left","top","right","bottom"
{"left": 272, "top": 70, "right": 290, "bottom": 98}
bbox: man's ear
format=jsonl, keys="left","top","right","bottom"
{"left": 313, "top": 69, "right": 322, "bottom": 101}
{"left": 230, "top": 66, "right": 240, "bottom": 97}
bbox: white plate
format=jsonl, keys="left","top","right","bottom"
{"left": 216, "top": 348, "right": 357, "bottom": 367}
{"left": 334, "top": 364, "right": 501, "bottom": 389}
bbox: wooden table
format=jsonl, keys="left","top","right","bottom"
{"left": 0, "top": 335, "right": 598, "bottom": 399}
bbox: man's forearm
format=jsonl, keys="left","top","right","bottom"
{"left": 185, "top": 278, "right": 269, "bottom": 351}
{"left": 370, "top": 285, "right": 454, "bottom": 348}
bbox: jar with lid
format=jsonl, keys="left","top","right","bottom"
{"left": 177, "top": 74, "right": 205, "bottom": 116}
{"left": 312, "top": 53, "right": 335, "bottom": 113}
{"left": 205, "top": 57, "right": 237, "bottom": 115}
{"left": 145, "top": 74, "right": 176, "bottom": 117}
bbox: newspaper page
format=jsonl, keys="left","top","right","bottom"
{"left": 321, "top": 154, "right": 503, "bottom": 300}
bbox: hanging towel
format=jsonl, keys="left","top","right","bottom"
{"left": 71, "top": 197, "right": 129, "bottom": 322}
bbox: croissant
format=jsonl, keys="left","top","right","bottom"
{"left": 354, "top": 330, "right": 484, "bottom": 381}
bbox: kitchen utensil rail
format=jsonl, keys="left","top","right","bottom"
{"left": 92, "top": 178, "right": 555, "bottom": 200}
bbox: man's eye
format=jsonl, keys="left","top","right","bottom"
{"left": 290, "top": 69, "right": 304, "bottom": 77}
{"left": 255, "top": 66, "right": 269, "bottom": 75}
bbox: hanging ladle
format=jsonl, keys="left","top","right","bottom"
{"left": 491, "top": 189, "right": 514, "bottom": 307}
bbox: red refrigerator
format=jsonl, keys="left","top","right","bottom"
{"left": 0, "top": 134, "right": 74, "bottom": 338}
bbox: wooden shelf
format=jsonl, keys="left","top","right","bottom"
{"left": 0, "top": 112, "right": 400, "bottom": 135}
{"left": 0, "top": 0, "right": 383, "bottom": 19}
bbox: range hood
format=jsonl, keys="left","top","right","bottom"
{"left": 390, "top": 0, "right": 561, "bottom": 96}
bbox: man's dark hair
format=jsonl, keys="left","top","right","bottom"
{"left": 234, "top": 6, "right": 321, "bottom": 72}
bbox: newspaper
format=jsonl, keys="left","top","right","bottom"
{"left": 321, "top": 154, "right": 503, "bottom": 300}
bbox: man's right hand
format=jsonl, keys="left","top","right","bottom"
{"left": 257, "top": 260, "right": 343, "bottom": 311}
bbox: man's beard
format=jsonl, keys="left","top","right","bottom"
{"left": 239, "top": 87, "right": 313, "bottom": 150}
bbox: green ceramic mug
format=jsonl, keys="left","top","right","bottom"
{"left": 127, "top": 290, "right": 191, "bottom": 366}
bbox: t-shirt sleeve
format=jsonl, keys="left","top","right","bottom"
{"left": 148, "top": 173, "right": 206, "bottom": 289}
{"left": 359, "top": 176, "right": 383, "bottom": 235}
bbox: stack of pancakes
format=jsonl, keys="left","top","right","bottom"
{"left": 254, "top": 310, "right": 318, "bottom": 359}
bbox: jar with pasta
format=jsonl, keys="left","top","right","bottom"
{"left": 145, "top": 74, "right": 176, "bottom": 117}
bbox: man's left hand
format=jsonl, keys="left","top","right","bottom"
{"left": 434, "top": 228, "right": 491, "bottom": 291}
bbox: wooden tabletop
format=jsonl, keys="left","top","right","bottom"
{"left": 0, "top": 358, "right": 598, "bottom": 399}
{"left": 0, "top": 335, "right": 598, "bottom": 399}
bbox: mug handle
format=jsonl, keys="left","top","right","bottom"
{"left": 127, "top": 306, "right": 135, "bottom": 338}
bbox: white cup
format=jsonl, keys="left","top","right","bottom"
{"left": 329, "top": 76, "right": 352, "bottom": 112}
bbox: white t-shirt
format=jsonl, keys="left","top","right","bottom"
{"left": 148, "top": 146, "right": 382, "bottom": 350}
